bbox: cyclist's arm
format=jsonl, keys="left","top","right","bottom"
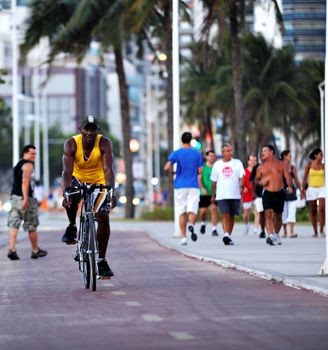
{"left": 62, "top": 138, "right": 76, "bottom": 190}
{"left": 100, "top": 136, "right": 115, "bottom": 190}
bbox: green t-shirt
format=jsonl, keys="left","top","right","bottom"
{"left": 200, "top": 163, "right": 214, "bottom": 195}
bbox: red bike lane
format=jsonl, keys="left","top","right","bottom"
{"left": 0, "top": 228, "right": 328, "bottom": 350}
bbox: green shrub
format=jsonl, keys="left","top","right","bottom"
{"left": 140, "top": 206, "right": 174, "bottom": 221}
{"left": 296, "top": 207, "right": 310, "bottom": 222}
{"left": 140, "top": 205, "right": 310, "bottom": 222}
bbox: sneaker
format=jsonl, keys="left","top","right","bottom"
{"left": 200, "top": 224, "right": 206, "bottom": 234}
{"left": 97, "top": 259, "right": 114, "bottom": 279}
{"left": 275, "top": 234, "right": 282, "bottom": 245}
{"left": 259, "top": 231, "right": 266, "bottom": 239}
{"left": 212, "top": 229, "right": 219, "bottom": 237}
{"left": 266, "top": 236, "right": 276, "bottom": 246}
{"left": 74, "top": 252, "right": 80, "bottom": 261}
{"left": 7, "top": 250, "right": 20, "bottom": 260}
{"left": 244, "top": 224, "right": 249, "bottom": 235}
{"left": 188, "top": 225, "right": 198, "bottom": 242}
{"left": 62, "top": 225, "right": 77, "bottom": 245}
{"left": 31, "top": 248, "right": 48, "bottom": 259}
{"left": 223, "top": 236, "right": 234, "bottom": 245}
{"left": 180, "top": 238, "right": 187, "bottom": 246}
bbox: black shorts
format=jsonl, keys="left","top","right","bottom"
{"left": 216, "top": 199, "right": 241, "bottom": 216}
{"left": 70, "top": 177, "right": 110, "bottom": 214}
{"left": 262, "top": 189, "right": 285, "bottom": 213}
{"left": 199, "top": 195, "right": 216, "bottom": 208}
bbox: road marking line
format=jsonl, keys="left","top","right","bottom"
{"left": 112, "top": 291, "right": 127, "bottom": 296}
{"left": 102, "top": 282, "right": 115, "bottom": 287}
{"left": 141, "top": 314, "right": 163, "bottom": 322}
{"left": 125, "top": 301, "right": 141, "bottom": 307}
{"left": 169, "top": 332, "right": 194, "bottom": 340}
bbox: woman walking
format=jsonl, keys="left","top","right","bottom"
{"left": 280, "top": 150, "right": 301, "bottom": 238}
{"left": 302, "top": 148, "right": 325, "bottom": 237}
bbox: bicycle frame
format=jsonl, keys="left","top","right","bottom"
{"left": 71, "top": 184, "right": 111, "bottom": 291}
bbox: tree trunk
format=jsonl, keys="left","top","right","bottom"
{"left": 164, "top": 2, "right": 174, "bottom": 207}
{"left": 114, "top": 46, "right": 135, "bottom": 218}
{"left": 283, "top": 114, "right": 290, "bottom": 150}
{"left": 229, "top": 0, "right": 247, "bottom": 164}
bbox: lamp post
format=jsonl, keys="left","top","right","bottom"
{"left": 319, "top": 81, "right": 325, "bottom": 152}
{"left": 146, "top": 75, "right": 154, "bottom": 209}
{"left": 172, "top": 0, "right": 181, "bottom": 236}
{"left": 11, "top": 0, "right": 19, "bottom": 166}
{"left": 17, "top": 93, "right": 41, "bottom": 180}
{"left": 319, "top": 2, "right": 328, "bottom": 274}
{"left": 42, "top": 73, "right": 49, "bottom": 200}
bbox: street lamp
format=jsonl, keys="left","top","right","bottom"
{"left": 319, "top": 4, "right": 328, "bottom": 275}
{"left": 319, "top": 81, "right": 324, "bottom": 152}
{"left": 172, "top": 0, "right": 181, "bottom": 236}
{"left": 129, "top": 138, "right": 140, "bottom": 153}
{"left": 17, "top": 93, "right": 41, "bottom": 180}
{"left": 24, "top": 113, "right": 35, "bottom": 144}
{"left": 10, "top": 0, "right": 19, "bottom": 166}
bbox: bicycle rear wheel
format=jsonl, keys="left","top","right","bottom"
{"left": 87, "top": 213, "right": 97, "bottom": 291}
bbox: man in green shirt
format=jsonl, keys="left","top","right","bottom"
{"left": 198, "top": 150, "right": 218, "bottom": 236}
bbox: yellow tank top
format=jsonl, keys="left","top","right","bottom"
{"left": 72, "top": 134, "right": 106, "bottom": 184}
{"left": 309, "top": 168, "right": 324, "bottom": 187}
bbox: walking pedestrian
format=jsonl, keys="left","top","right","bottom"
{"left": 242, "top": 154, "right": 257, "bottom": 235}
{"left": 210, "top": 144, "right": 245, "bottom": 246}
{"left": 280, "top": 150, "right": 302, "bottom": 238}
{"left": 255, "top": 145, "right": 293, "bottom": 246}
{"left": 7, "top": 145, "right": 48, "bottom": 260}
{"left": 164, "top": 132, "right": 203, "bottom": 245}
{"left": 198, "top": 150, "right": 219, "bottom": 236}
{"left": 301, "top": 148, "right": 325, "bottom": 237}
{"left": 249, "top": 158, "right": 266, "bottom": 238}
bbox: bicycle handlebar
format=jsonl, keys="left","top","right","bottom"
{"left": 65, "top": 184, "right": 112, "bottom": 197}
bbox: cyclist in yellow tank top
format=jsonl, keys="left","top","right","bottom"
{"left": 61, "top": 116, "right": 116, "bottom": 278}
{"left": 302, "top": 148, "right": 325, "bottom": 238}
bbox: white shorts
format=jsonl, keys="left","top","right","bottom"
{"left": 254, "top": 197, "right": 263, "bottom": 212}
{"left": 306, "top": 186, "right": 325, "bottom": 201}
{"left": 243, "top": 201, "right": 253, "bottom": 210}
{"left": 175, "top": 188, "right": 200, "bottom": 215}
{"left": 282, "top": 200, "right": 297, "bottom": 224}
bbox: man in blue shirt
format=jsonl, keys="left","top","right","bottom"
{"left": 164, "top": 132, "right": 203, "bottom": 245}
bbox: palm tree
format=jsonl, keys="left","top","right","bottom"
{"left": 21, "top": 0, "right": 138, "bottom": 217}
{"left": 181, "top": 39, "right": 234, "bottom": 149}
{"left": 200, "top": 0, "right": 284, "bottom": 163}
{"left": 243, "top": 34, "right": 306, "bottom": 155}
{"left": 294, "top": 60, "right": 324, "bottom": 161}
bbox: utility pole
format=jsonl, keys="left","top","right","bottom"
{"left": 11, "top": 0, "right": 19, "bottom": 165}
{"left": 172, "top": 0, "right": 181, "bottom": 236}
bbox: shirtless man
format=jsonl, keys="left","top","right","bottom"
{"left": 255, "top": 145, "right": 293, "bottom": 246}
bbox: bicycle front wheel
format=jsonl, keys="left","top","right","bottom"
{"left": 82, "top": 219, "right": 90, "bottom": 289}
{"left": 87, "top": 213, "right": 97, "bottom": 292}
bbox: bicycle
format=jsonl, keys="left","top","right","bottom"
{"left": 67, "top": 183, "right": 112, "bottom": 291}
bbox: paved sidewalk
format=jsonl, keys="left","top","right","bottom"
{"left": 1, "top": 211, "right": 328, "bottom": 296}
{"left": 114, "top": 221, "right": 328, "bottom": 297}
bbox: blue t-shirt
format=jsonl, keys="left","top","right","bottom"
{"left": 168, "top": 148, "right": 203, "bottom": 189}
